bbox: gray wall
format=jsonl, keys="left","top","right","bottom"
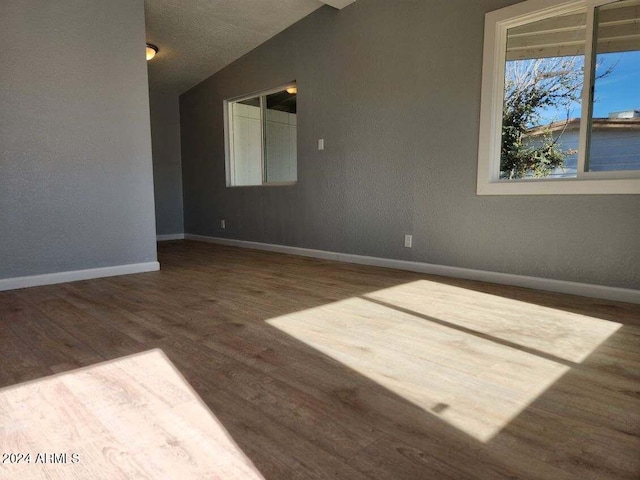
{"left": 149, "top": 92, "right": 184, "bottom": 235}
{"left": 0, "top": 0, "right": 157, "bottom": 279}
{"left": 180, "top": 0, "right": 640, "bottom": 290}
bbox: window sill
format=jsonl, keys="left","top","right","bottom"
{"left": 226, "top": 182, "right": 297, "bottom": 188}
{"left": 477, "top": 177, "right": 640, "bottom": 195}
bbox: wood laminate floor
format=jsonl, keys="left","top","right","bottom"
{"left": 0, "top": 240, "right": 639, "bottom": 479}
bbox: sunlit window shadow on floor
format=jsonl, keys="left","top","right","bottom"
{"left": 267, "top": 280, "right": 622, "bottom": 442}
{"left": 0, "top": 349, "right": 265, "bottom": 480}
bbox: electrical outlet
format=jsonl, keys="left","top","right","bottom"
{"left": 318, "top": 138, "right": 324, "bottom": 150}
{"left": 220, "top": 219, "right": 226, "bottom": 229}
{"left": 404, "top": 234, "right": 412, "bottom": 248}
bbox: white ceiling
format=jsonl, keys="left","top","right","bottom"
{"left": 144, "top": 0, "right": 327, "bottom": 94}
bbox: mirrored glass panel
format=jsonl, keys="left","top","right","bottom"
{"left": 265, "top": 89, "right": 297, "bottom": 183}
{"left": 229, "top": 96, "right": 262, "bottom": 186}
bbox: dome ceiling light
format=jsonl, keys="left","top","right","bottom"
{"left": 146, "top": 43, "right": 158, "bottom": 61}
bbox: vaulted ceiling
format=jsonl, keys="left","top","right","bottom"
{"left": 144, "top": 0, "right": 353, "bottom": 95}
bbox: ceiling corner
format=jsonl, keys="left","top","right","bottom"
{"left": 319, "top": 0, "right": 355, "bottom": 10}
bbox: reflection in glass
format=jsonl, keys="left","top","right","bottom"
{"left": 265, "top": 90, "right": 297, "bottom": 183}
{"left": 228, "top": 86, "right": 297, "bottom": 186}
{"left": 501, "top": 10, "right": 586, "bottom": 179}
{"left": 588, "top": 0, "right": 640, "bottom": 172}
{"left": 230, "top": 96, "right": 262, "bottom": 186}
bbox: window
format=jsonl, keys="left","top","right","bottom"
{"left": 225, "top": 83, "right": 297, "bottom": 187}
{"left": 478, "top": 0, "right": 640, "bottom": 194}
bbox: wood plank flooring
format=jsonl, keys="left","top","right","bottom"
{"left": 0, "top": 240, "right": 639, "bottom": 479}
{"left": 0, "top": 349, "right": 265, "bottom": 479}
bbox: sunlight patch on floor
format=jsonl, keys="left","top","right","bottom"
{"left": 267, "top": 281, "right": 621, "bottom": 442}
{"left": 0, "top": 349, "right": 264, "bottom": 480}
{"left": 364, "top": 280, "right": 622, "bottom": 363}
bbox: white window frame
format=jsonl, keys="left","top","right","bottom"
{"left": 224, "top": 82, "right": 297, "bottom": 188}
{"left": 477, "top": 0, "right": 640, "bottom": 195}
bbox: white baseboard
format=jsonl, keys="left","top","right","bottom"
{"left": 157, "top": 234, "right": 185, "bottom": 241}
{"left": 184, "top": 234, "right": 640, "bottom": 305}
{"left": 0, "top": 262, "right": 160, "bottom": 292}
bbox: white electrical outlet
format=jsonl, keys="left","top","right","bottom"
{"left": 318, "top": 138, "right": 325, "bottom": 150}
{"left": 220, "top": 219, "right": 226, "bottom": 229}
{"left": 404, "top": 234, "right": 412, "bottom": 248}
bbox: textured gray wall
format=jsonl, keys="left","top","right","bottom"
{"left": 0, "top": 0, "right": 157, "bottom": 279}
{"left": 149, "top": 92, "right": 184, "bottom": 235}
{"left": 180, "top": 0, "right": 640, "bottom": 290}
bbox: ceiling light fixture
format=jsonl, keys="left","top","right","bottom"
{"left": 286, "top": 86, "right": 297, "bottom": 95}
{"left": 146, "top": 43, "right": 158, "bottom": 61}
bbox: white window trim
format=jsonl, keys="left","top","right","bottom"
{"left": 477, "top": 0, "right": 640, "bottom": 195}
{"left": 224, "top": 82, "right": 297, "bottom": 188}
